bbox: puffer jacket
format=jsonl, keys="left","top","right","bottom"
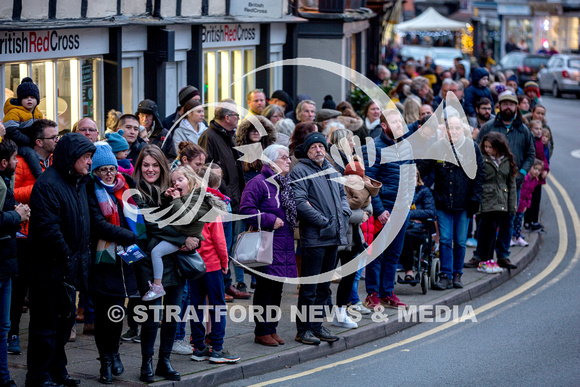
{"left": 0, "top": 174, "right": 21, "bottom": 280}
{"left": 418, "top": 138, "right": 485, "bottom": 211}
{"left": 3, "top": 98, "right": 43, "bottom": 147}
{"left": 236, "top": 116, "right": 277, "bottom": 183}
{"left": 480, "top": 155, "right": 517, "bottom": 213}
{"left": 198, "top": 120, "right": 246, "bottom": 212}
{"left": 239, "top": 165, "right": 297, "bottom": 277}
{"left": 463, "top": 68, "right": 493, "bottom": 117}
{"left": 344, "top": 176, "right": 382, "bottom": 210}
{"left": 27, "top": 133, "right": 96, "bottom": 291}
{"left": 14, "top": 154, "right": 51, "bottom": 236}
{"left": 409, "top": 185, "right": 436, "bottom": 221}
{"left": 290, "top": 158, "right": 351, "bottom": 248}
{"left": 87, "top": 176, "right": 139, "bottom": 298}
{"left": 364, "top": 129, "right": 414, "bottom": 216}
{"left": 477, "top": 113, "right": 535, "bottom": 187}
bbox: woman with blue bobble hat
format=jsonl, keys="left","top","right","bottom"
{"left": 87, "top": 143, "right": 146, "bottom": 384}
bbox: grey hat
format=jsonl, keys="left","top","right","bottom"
{"left": 316, "top": 109, "right": 342, "bottom": 123}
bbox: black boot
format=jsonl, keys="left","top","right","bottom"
{"left": 99, "top": 354, "right": 113, "bottom": 384}
{"left": 155, "top": 352, "right": 181, "bottom": 381}
{"left": 140, "top": 355, "right": 154, "bottom": 383}
{"left": 111, "top": 353, "right": 124, "bottom": 376}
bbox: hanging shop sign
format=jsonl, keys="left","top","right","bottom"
{"left": 229, "top": 0, "right": 283, "bottom": 19}
{"left": 0, "top": 28, "right": 109, "bottom": 61}
{"left": 202, "top": 24, "right": 260, "bottom": 48}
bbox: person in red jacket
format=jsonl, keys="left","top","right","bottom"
{"left": 7, "top": 119, "right": 56, "bottom": 356}
{"left": 189, "top": 166, "right": 240, "bottom": 364}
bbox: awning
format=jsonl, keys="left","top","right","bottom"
{"left": 395, "top": 7, "right": 468, "bottom": 32}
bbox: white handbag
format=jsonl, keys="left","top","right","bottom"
{"left": 232, "top": 211, "right": 274, "bottom": 268}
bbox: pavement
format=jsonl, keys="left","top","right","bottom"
{"left": 8, "top": 230, "right": 542, "bottom": 386}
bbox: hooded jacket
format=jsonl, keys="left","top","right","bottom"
{"left": 480, "top": 154, "right": 517, "bottom": 213}
{"left": 27, "top": 133, "right": 96, "bottom": 290}
{"left": 198, "top": 120, "right": 246, "bottom": 212}
{"left": 3, "top": 98, "right": 43, "bottom": 147}
{"left": 290, "top": 157, "right": 351, "bottom": 248}
{"left": 476, "top": 112, "right": 535, "bottom": 187}
{"left": 464, "top": 68, "right": 493, "bottom": 117}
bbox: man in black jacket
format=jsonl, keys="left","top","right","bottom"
{"left": 0, "top": 139, "right": 29, "bottom": 387}
{"left": 26, "top": 133, "right": 96, "bottom": 387}
{"left": 291, "top": 132, "right": 351, "bottom": 345}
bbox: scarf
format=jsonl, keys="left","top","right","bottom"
{"left": 274, "top": 173, "right": 298, "bottom": 231}
{"left": 94, "top": 173, "right": 147, "bottom": 264}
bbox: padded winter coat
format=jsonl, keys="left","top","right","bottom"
{"left": 0, "top": 174, "right": 20, "bottom": 281}
{"left": 290, "top": 158, "right": 351, "bottom": 248}
{"left": 3, "top": 98, "right": 43, "bottom": 147}
{"left": 480, "top": 155, "right": 517, "bottom": 213}
{"left": 463, "top": 68, "right": 493, "bottom": 117}
{"left": 239, "top": 165, "right": 297, "bottom": 277}
{"left": 27, "top": 133, "right": 96, "bottom": 291}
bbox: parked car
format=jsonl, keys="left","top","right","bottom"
{"left": 429, "top": 47, "right": 471, "bottom": 79}
{"left": 399, "top": 45, "right": 432, "bottom": 62}
{"left": 498, "top": 52, "right": 550, "bottom": 87}
{"left": 537, "top": 54, "right": 580, "bottom": 98}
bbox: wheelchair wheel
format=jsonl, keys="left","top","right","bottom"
{"left": 430, "top": 258, "right": 440, "bottom": 289}
{"left": 421, "top": 271, "right": 428, "bottom": 294}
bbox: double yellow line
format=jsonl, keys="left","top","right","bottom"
{"left": 250, "top": 175, "right": 580, "bottom": 387}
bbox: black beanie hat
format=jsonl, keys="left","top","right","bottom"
{"left": 322, "top": 95, "right": 336, "bottom": 110}
{"left": 17, "top": 77, "right": 40, "bottom": 104}
{"left": 302, "top": 131, "right": 328, "bottom": 154}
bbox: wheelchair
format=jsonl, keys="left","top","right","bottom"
{"left": 396, "top": 219, "right": 440, "bottom": 294}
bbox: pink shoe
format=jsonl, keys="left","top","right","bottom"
{"left": 379, "top": 293, "right": 407, "bottom": 309}
{"left": 143, "top": 281, "right": 166, "bottom": 301}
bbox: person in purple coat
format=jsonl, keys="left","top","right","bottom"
{"left": 239, "top": 144, "right": 298, "bottom": 347}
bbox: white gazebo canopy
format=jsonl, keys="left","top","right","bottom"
{"left": 395, "top": 7, "right": 467, "bottom": 32}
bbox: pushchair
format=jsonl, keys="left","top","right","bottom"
{"left": 397, "top": 219, "right": 440, "bottom": 294}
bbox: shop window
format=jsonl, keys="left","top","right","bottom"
{"left": 2, "top": 58, "right": 102, "bottom": 132}
{"left": 203, "top": 48, "right": 256, "bottom": 121}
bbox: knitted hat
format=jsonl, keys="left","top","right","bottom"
{"left": 507, "top": 74, "right": 518, "bottom": 84}
{"left": 105, "top": 130, "right": 129, "bottom": 153}
{"left": 178, "top": 85, "right": 200, "bottom": 108}
{"left": 498, "top": 91, "right": 518, "bottom": 104}
{"left": 17, "top": 77, "right": 40, "bottom": 104}
{"left": 316, "top": 109, "right": 341, "bottom": 123}
{"left": 303, "top": 132, "right": 328, "bottom": 153}
{"left": 91, "top": 143, "right": 118, "bottom": 172}
{"left": 322, "top": 95, "right": 336, "bottom": 110}
{"left": 344, "top": 160, "right": 365, "bottom": 178}
{"left": 524, "top": 81, "right": 540, "bottom": 98}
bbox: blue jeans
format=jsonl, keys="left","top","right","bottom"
{"left": 437, "top": 209, "right": 469, "bottom": 277}
{"left": 349, "top": 268, "right": 363, "bottom": 305}
{"left": 296, "top": 246, "right": 338, "bottom": 334}
{"left": 174, "top": 281, "right": 190, "bottom": 341}
{"left": 0, "top": 278, "right": 11, "bottom": 384}
{"left": 365, "top": 220, "right": 407, "bottom": 298}
{"left": 189, "top": 270, "right": 226, "bottom": 351}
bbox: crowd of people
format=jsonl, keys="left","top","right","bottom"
{"left": 0, "top": 52, "right": 554, "bottom": 386}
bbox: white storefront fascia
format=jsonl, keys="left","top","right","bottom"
{"left": 0, "top": 28, "right": 109, "bottom": 62}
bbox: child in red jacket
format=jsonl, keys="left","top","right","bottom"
{"left": 189, "top": 165, "right": 240, "bottom": 364}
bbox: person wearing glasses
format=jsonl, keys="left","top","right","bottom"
{"left": 73, "top": 117, "right": 99, "bottom": 143}
{"left": 8, "top": 119, "right": 58, "bottom": 357}
{"left": 86, "top": 143, "right": 146, "bottom": 384}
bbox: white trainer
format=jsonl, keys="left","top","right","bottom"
{"left": 171, "top": 339, "right": 193, "bottom": 355}
{"left": 332, "top": 307, "right": 358, "bottom": 329}
{"left": 349, "top": 301, "right": 372, "bottom": 315}
{"left": 142, "top": 281, "right": 166, "bottom": 301}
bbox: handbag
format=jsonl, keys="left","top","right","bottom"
{"left": 233, "top": 211, "right": 274, "bottom": 268}
{"left": 57, "top": 282, "right": 77, "bottom": 319}
{"left": 175, "top": 251, "right": 207, "bottom": 280}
